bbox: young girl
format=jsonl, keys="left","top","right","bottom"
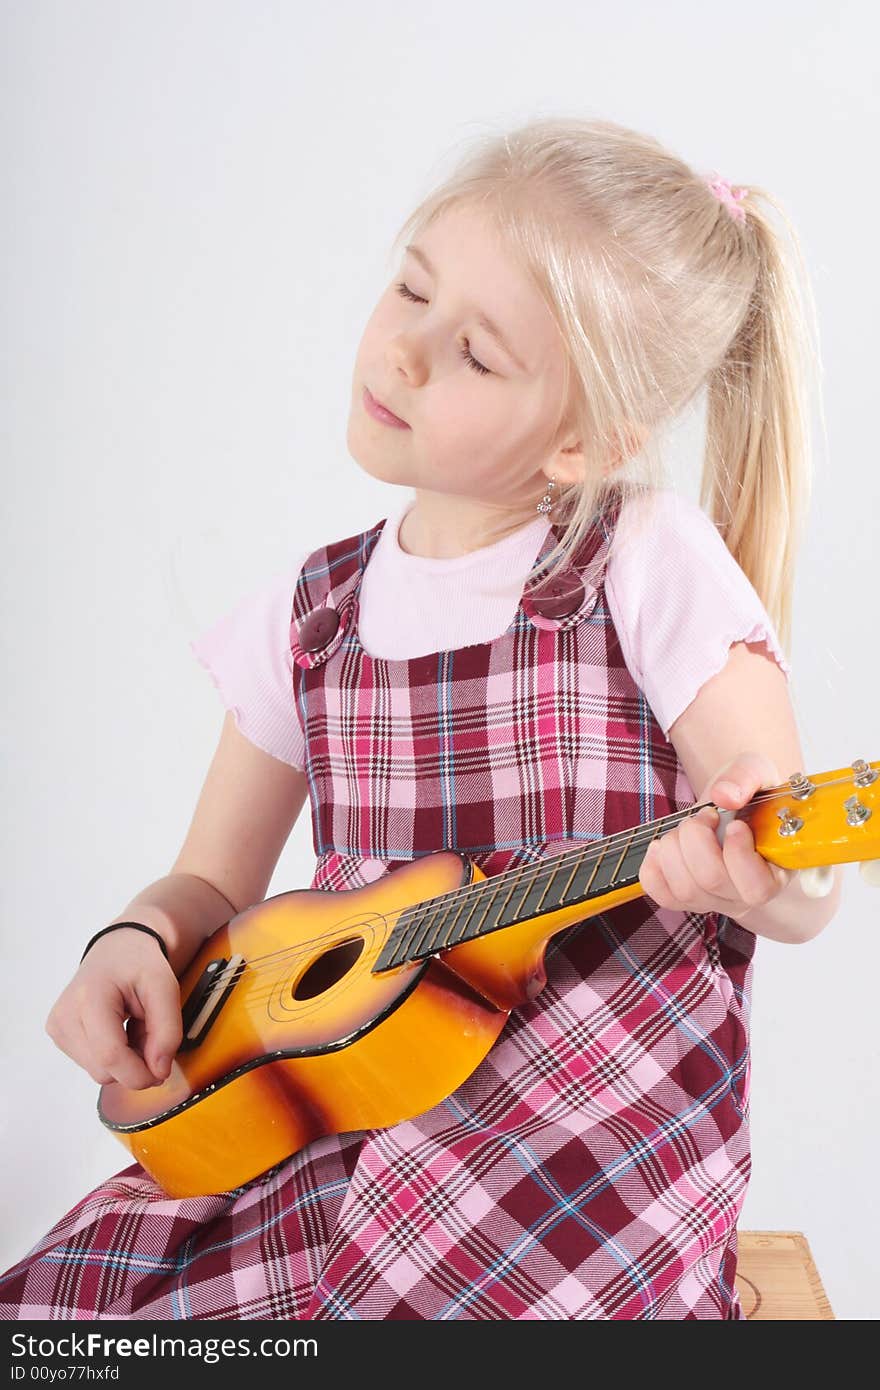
{"left": 1, "top": 116, "right": 843, "bottom": 1321}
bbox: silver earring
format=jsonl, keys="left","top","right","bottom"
{"left": 536, "top": 475, "right": 556, "bottom": 514}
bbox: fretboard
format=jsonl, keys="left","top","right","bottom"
{"left": 373, "top": 804, "right": 714, "bottom": 973}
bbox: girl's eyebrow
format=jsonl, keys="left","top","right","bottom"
{"left": 404, "top": 244, "right": 529, "bottom": 372}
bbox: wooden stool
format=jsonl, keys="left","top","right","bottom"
{"left": 736, "top": 1231, "right": 834, "bottom": 1319}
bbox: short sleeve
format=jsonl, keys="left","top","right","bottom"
{"left": 605, "top": 490, "right": 792, "bottom": 742}
{"left": 189, "top": 555, "right": 308, "bottom": 770}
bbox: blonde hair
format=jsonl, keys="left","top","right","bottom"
{"left": 388, "top": 116, "right": 823, "bottom": 653}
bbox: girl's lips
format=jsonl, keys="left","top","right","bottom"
{"left": 363, "top": 386, "right": 410, "bottom": 429}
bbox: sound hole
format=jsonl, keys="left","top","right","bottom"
{"left": 293, "top": 937, "right": 365, "bottom": 1001}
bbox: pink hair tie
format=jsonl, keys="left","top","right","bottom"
{"left": 705, "top": 172, "right": 748, "bottom": 223}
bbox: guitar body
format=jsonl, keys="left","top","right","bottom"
{"left": 98, "top": 758, "right": 879, "bottom": 1198}
{"left": 99, "top": 850, "right": 580, "bottom": 1198}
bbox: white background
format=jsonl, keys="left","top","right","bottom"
{"left": 2, "top": 0, "right": 877, "bottom": 1319}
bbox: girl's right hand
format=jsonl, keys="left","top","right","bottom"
{"left": 45, "top": 928, "right": 183, "bottom": 1090}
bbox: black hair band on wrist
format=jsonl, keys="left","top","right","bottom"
{"left": 80, "top": 922, "right": 171, "bottom": 964}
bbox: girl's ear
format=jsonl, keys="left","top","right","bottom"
{"left": 546, "top": 423, "right": 648, "bottom": 487}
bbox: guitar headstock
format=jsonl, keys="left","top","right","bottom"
{"left": 739, "top": 758, "right": 879, "bottom": 889}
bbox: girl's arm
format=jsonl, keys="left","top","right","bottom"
{"left": 46, "top": 713, "right": 310, "bottom": 1088}
{"left": 664, "top": 639, "right": 844, "bottom": 943}
{"left": 107, "top": 711, "right": 309, "bottom": 975}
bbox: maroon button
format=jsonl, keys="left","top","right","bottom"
{"left": 298, "top": 607, "right": 340, "bottom": 653}
{"left": 529, "top": 571, "right": 585, "bottom": 619}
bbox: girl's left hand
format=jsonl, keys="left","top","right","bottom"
{"left": 638, "top": 751, "right": 795, "bottom": 919}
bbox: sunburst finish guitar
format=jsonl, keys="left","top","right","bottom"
{"left": 99, "top": 759, "right": 879, "bottom": 1197}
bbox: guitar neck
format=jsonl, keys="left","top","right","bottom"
{"left": 374, "top": 799, "right": 720, "bottom": 973}
{"left": 374, "top": 757, "right": 880, "bottom": 974}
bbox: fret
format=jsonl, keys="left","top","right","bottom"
{"left": 417, "top": 895, "right": 469, "bottom": 961}
{"left": 425, "top": 883, "right": 490, "bottom": 955}
{"left": 531, "top": 850, "right": 567, "bottom": 917}
{"left": 448, "top": 854, "right": 564, "bottom": 950}
{"left": 381, "top": 891, "right": 448, "bottom": 969}
{"left": 444, "top": 881, "right": 493, "bottom": 948}
{"left": 377, "top": 908, "right": 424, "bottom": 971}
{"left": 533, "top": 857, "right": 558, "bottom": 914}
{"left": 616, "top": 825, "right": 655, "bottom": 883}
{"left": 439, "top": 884, "right": 486, "bottom": 950}
{"left": 494, "top": 871, "right": 538, "bottom": 929}
{"left": 489, "top": 874, "right": 519, "bottom": 927}
{"left": 580, "top": 840, "right": 615, "bottom": 897}
{"left": 461, "top": 840, "right": 616, "bottom": 943}
{"left": 612, "top": 828, "right": 634, "bottom": 880}
{"left": 492, "top": 865, "right": 548, "bottom": 928}
{"left": 406, "top": 904, "right": 444, "bottom": 961}
{"left": 557, "top": 852, "right": 584, "bottom": 904}
{"left": 433, "top": 893, "right": 471, "bottom": 949}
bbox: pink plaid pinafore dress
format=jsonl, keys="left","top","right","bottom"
{"left": 0, "top": 492, "right": 753, "bottom": 1319}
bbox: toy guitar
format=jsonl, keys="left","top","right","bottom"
{"left": 99, "top": 758, "right": 879, "bottom": 1197}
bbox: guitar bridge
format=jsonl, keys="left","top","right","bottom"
{"left": 178, "top": 954, "right": 245, "bottom": 1052}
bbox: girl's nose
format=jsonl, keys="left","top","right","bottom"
{"left": 387, "top": 331, "right": 429, "bottom": 382}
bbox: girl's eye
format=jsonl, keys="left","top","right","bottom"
{"left": 457, "top": 342, "right": 491, "bottom": 376}
{"left": 395, "top": 281, "right": 426, "bottom": 305}
{"left": 394, "top": 281, "right": 492, "bottom": 376}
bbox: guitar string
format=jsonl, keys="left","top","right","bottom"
{"left": 214, "top": 798, "right": 724, "bottom": 994}
{"left": 193, "top": 781, "right": 831, "bottom": 1011}
{"left": 209, "top": 781, "right": 838, "bottom": 1010}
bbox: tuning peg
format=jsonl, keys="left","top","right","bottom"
{"left": 797, "top": 866, "right": 835, "bottom": 899}
{"left": 859, "top": 860, "right": 880, "bottom": 887}
{"left": 852, "top": 759, "right": 878, "bottom": 788}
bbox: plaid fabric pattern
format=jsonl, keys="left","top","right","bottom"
{"left": 1, "top": 492, "right": 753, "bottom": 1319}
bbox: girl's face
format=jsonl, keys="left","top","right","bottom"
{"left": 347, "top": 204, "right": 577, "bottom": 529}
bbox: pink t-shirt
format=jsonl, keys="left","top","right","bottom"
{"left": 189, "top": 488, "right": 791, "bottom": 770}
